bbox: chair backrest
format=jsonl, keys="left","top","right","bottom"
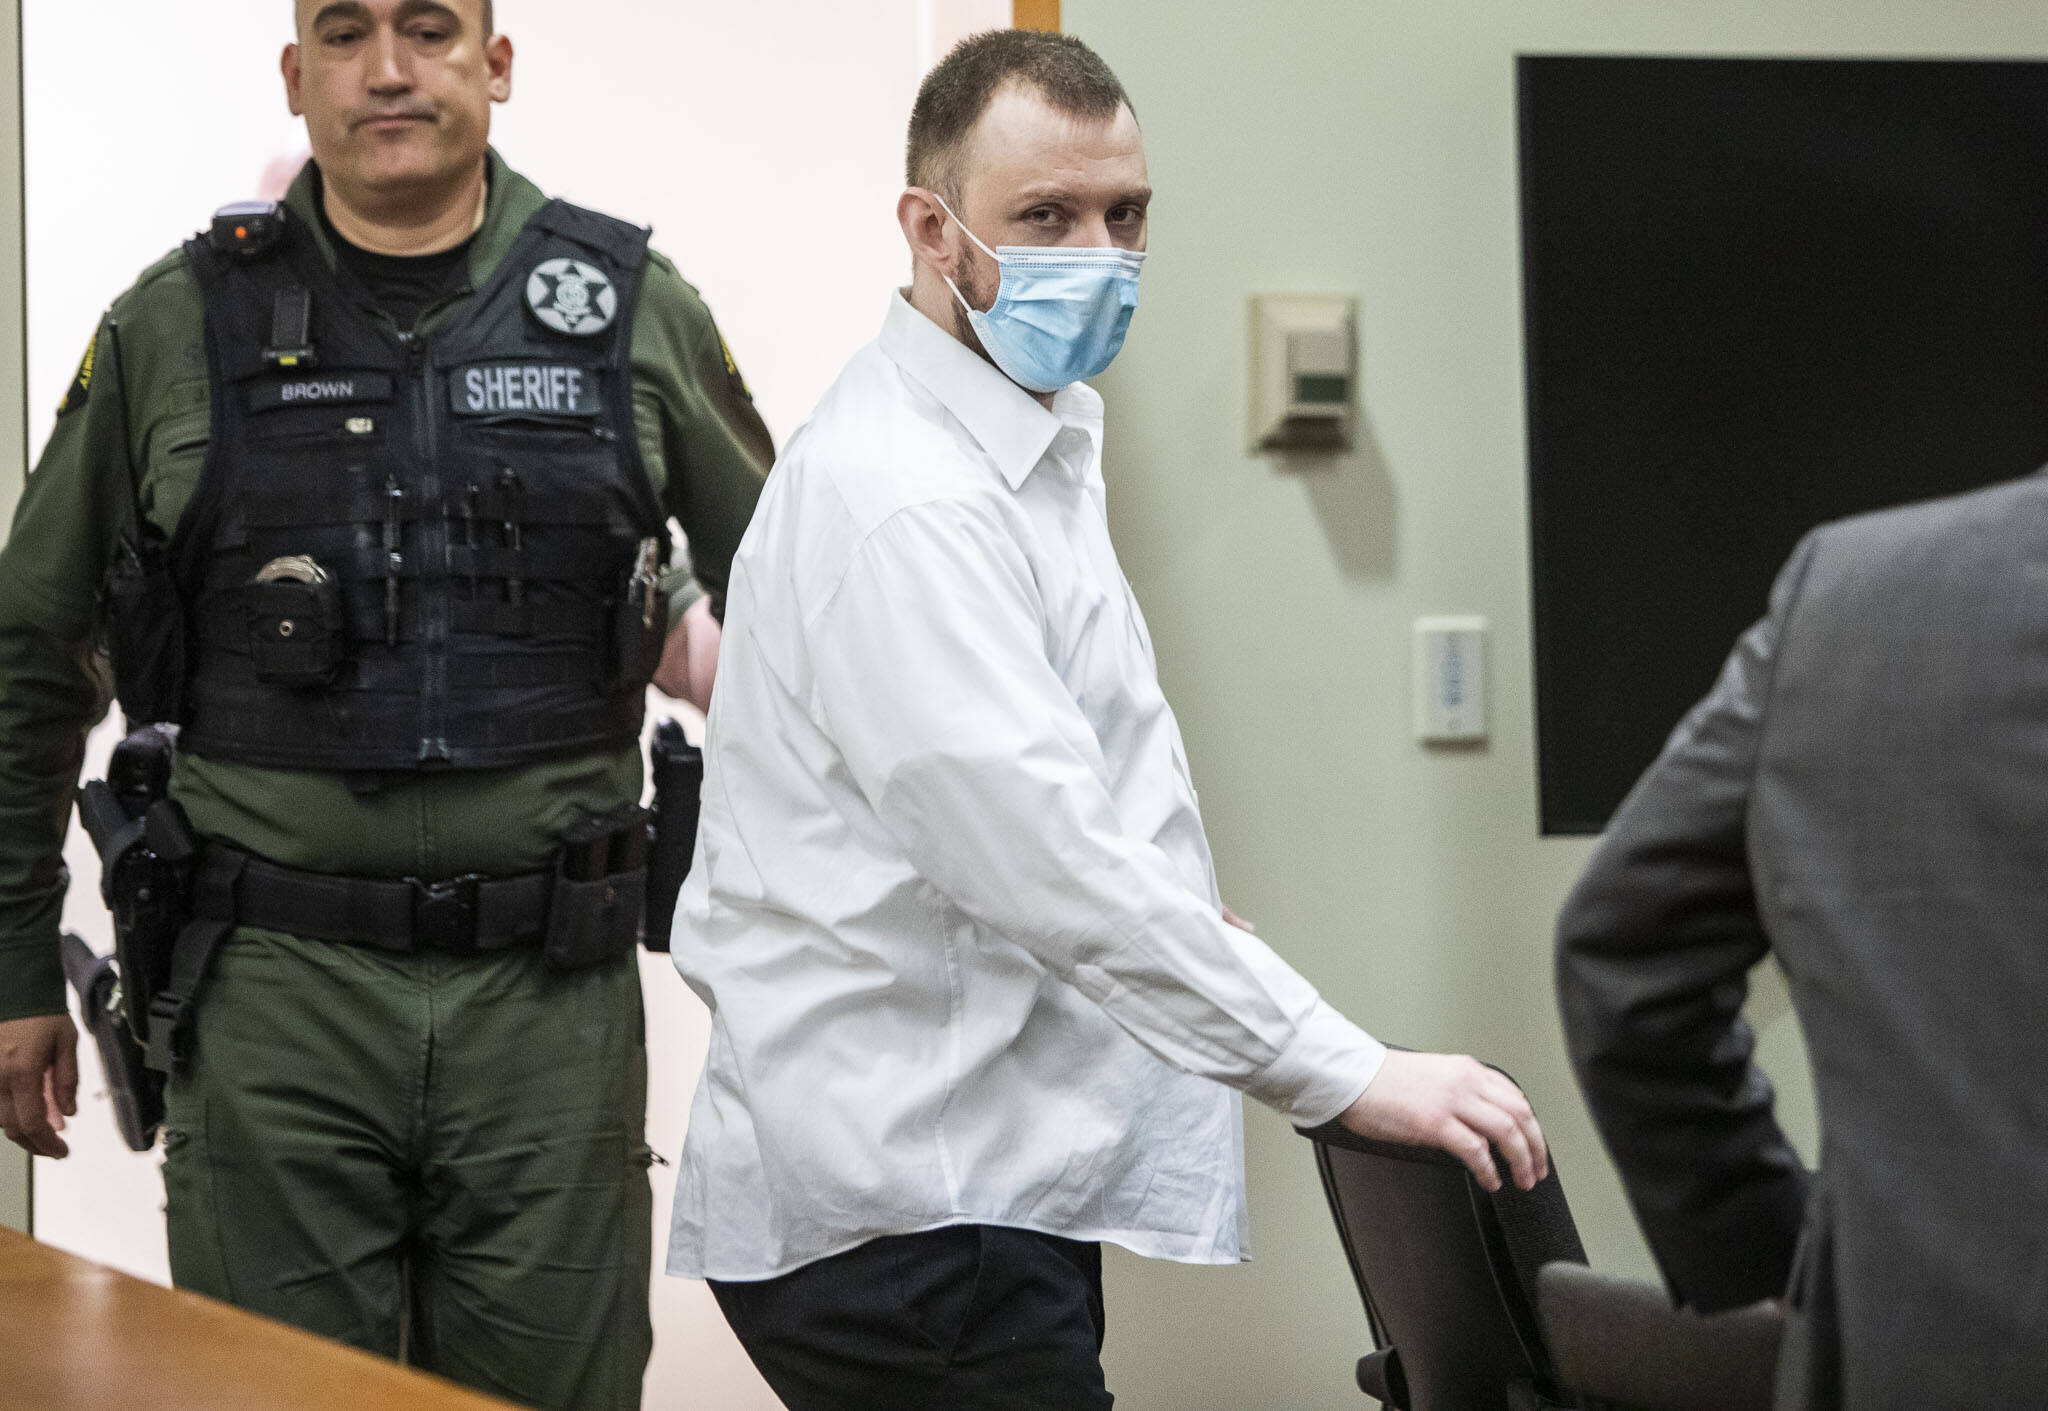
{"left": 1299, "top": 1115, "right": 1589, "bottom": 1410}
{"left": 1536, "top": 1262, "right": 1783, "bottom": 1411}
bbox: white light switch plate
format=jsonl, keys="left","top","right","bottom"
{"left": 1413, "top": 617, "right": 1488, "bottom": 744}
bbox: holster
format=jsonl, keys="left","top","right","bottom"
{"left": 71, "top": 723, "right": 197, "bottom": 1145}
{"left": 59, "top": 934, "right": 162, "bottom": 1153}
{"left": 641, "top": 720, "right": 703, "bottom": 953}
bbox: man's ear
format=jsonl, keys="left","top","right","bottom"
{"left": 486, "top": 33, "right": 514, "bottom": 104}
{"left": 897, "top": 188, "right": 954, "bottom": 278}
{"left": 282, "top": 42, "right": 305, "bottom": 118}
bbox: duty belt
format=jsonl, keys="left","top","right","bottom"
{"left": 144, "top": 845, "right": 549, "bottom": 1074}
{"left": 200, "top": 844, "right": 552, "bottom": 954}
{"left": 143, "top": 807, "right": 651, "bottom": 1076}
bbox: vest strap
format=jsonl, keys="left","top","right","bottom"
{"left": 531, "top": 199, "right": 651, "bottom": 268}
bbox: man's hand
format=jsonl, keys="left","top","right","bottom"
{"left": 1221, "top": 905, "right": 1254, "bottom": 933}
{"left": 0, "top": 1014, "right": 78, "bottom": 1158}
{"left": 1338, "top": 1050, "right": 1548, "bottom": 1193}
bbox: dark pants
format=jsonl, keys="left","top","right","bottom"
{"left": 162, "top": 932, "right": 654, "bottom": 1411}
{"left": 711, "top": 1225, "right": 1114, "bottom": 1411}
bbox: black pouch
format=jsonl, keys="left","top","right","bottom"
{"left": 245, "top": 563, "right": 346, "bottom": 686}
{"left": 544, "top": 804, "right": 650, "bottom": 971}
{"left": 102, "top": 533, "right": 187, "bottom": 724}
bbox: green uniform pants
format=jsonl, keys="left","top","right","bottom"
{"left": 160, "top": 927, "right": 654, "bottom": 1411}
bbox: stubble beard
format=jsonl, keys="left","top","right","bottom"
{"left": 950, "top": 260, "right": 1000, "bottom": 372}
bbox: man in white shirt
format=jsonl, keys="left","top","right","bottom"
{"left": 667, "top": 30, "right": 1548, "bottom": 1409}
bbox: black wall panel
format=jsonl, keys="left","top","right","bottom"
{"left": 1521, "top": 56, "right": 2048, "bottom": 834}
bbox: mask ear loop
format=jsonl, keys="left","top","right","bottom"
{"left": 928, "top": 190, "right": 1003, "bottom": 317}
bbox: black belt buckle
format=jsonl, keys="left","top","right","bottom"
{"left": 412, "top": 873, "right": 483, "bottom": 952}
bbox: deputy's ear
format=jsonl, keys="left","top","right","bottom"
{"left": 485, "top": 32, "right": 513, "bottom": 103}
{"left": 282, "top": 42, "right": 304, "bottom": 117}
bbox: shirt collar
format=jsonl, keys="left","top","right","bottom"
{"left": 879, "top": 291, "right": 1065, "bottom": 491}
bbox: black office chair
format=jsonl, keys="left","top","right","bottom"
{"left": 1298, "top": 1114, "right": 1588, "bottom": 1411}
{"left": 1300, "top": 1087, "right": 1786, "bottom": 1411}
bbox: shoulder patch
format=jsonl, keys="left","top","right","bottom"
{"left": 719, "top": 333, "right": 752, "bottom": 402}
{"left": 57, "top": 330, "right": 97, "bottom": 418}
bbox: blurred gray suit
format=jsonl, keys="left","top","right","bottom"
{"left": 1557, "top": 473, "right": 2048, "bottom": 1411}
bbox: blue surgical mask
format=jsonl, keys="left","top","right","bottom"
{"left": 935, "top": 193, "right": 1146, "bottom": 394}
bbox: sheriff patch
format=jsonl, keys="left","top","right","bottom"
{"left": 452, "top": 362, "right": 604, "bottom": 417}
{"left": 247, "top": 372, "right": 395, "bottom": 413}
{"left": 526, "top": 257, "right": 618, "bottom": 337}
{"left": 718, "top": 331, "right": 752, "bottom": 402}
{"left": 57, "top": 331, "right": 97, "bottom": 417}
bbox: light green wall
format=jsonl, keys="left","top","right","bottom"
{"left": 0, "top": 0, "right": 25, "bottom": 1235}
{"left": 1064, "top": 1, "right": 2048, "bottom": 1406}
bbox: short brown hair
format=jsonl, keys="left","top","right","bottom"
{"left": 906, "top": 30, "right": 1132, "bottom": 201}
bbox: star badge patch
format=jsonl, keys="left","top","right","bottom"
{"left": 526, "top": 257, "right": 618, "bottom": 337}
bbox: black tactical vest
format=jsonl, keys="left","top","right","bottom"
{"left": 166, "top": 200, "right": 671, "bottom": 771}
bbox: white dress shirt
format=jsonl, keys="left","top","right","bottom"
{"left": 666, "top": 292, "right": 1386, "bottom": 1282}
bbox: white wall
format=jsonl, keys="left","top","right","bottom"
{"left": 1060, "top": 2, "right": 2048, "bottom": 1407}
{"left": 920, "top": 0, "right": 1010, "bottom": 72}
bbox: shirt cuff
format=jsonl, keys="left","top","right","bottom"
{"left": 1244, "top": 999, "right": 1387, "bottom": 1126}
{"left": 0, "top": 934, "right": 68, "bottom": 1023}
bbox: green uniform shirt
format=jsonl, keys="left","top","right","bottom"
{"left": 0, "top": 152, "right": 772, "bottom": 1020}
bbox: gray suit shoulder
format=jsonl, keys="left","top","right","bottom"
{"left": 1798, "top": 469, "right": 2048, "bottom": 598}
{"left": 1810, "top": 469, "right": 2048, "bottom": 555}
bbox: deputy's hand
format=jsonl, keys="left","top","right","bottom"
{"left": 1337, "top": 1050, "right": 1547, "bottom": 1193}
{"left": 0, "top": 1014, "right": 78, "bottom": 1158}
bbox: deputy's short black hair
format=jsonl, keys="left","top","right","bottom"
{"left": 907, "top": 30, "right": 1133, "bottom": 200}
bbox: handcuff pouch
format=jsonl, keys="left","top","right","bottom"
{"left": 245, "top": 573, "right": 345, "bottom": 686}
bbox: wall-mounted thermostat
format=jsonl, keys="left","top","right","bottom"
{"left": 1248, "top": 294, "right": 1355, "bottom": 453}
{"left": 1413, "top": 617, "right": 1489, "bottom": 745}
